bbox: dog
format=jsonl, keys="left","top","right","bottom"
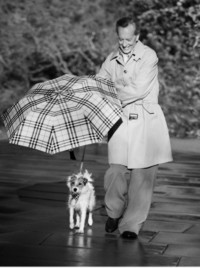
{"left": 67, "top": 169, "right": 96, "bottom": 233}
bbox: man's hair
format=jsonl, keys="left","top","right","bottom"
{"left": 116, "top": 16, "right": 140, "bottom": 35}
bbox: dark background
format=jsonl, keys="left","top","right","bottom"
{"left": 0, "top": 0, "right": 199, "bottom": 138}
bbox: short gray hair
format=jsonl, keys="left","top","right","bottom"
{"left": 116, "top": 16, "right": 140, "bottom": 35}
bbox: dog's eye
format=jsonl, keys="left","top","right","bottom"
{"left": 71, "top": 182, "right": 75, "bottom": 186}
{"left": 78, "top": 182, "right": 83, "bottom": 186}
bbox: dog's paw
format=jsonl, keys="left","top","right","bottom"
{"left": 88, "top": 218, "right": 93, "bottom": 226}
{"left": 69, "top": 223, "right": 75, "bottom": 229}
{"left": 88, "top": 213, "right": 93, "bottom": 226}
{"left": 75, "top": 228, "right": 84, "bottom": 234}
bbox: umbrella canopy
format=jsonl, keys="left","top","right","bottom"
{"left": 2, "top": 74, "right": 122, "bottom": 155}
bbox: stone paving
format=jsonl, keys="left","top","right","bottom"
{"left": 0, "top": 138, "right": 200, "bottom": 266}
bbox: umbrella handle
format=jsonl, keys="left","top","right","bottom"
{"left": 80, "top": 146, "right": 86, "bottom": 172}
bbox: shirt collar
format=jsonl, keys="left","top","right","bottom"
{"left": 110, "top": 40, "right": 145, "bottom": 61}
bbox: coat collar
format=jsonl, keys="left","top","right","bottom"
{"left": 110, "top": 40, "right": 145, "bottom": 62}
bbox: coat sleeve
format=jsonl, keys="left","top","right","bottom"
{"left": 122, "top": 49, "right": 159, "bottom": 106}
{"left": 96, "top": 55, "right": 112, "bottom": 79}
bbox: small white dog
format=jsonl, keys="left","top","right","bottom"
{"left": 67, "top": 169, "right": 96, "bottom": 233}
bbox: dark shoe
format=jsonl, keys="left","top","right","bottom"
{"left": 105, "top": 217, "right": 119, "bottom": 233}
{"left": 121, "top": 231, "right": 138, "bottom": 240}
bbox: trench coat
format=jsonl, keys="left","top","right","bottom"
{"left": 97, "top": 41, "right": 173, "bottom": 169}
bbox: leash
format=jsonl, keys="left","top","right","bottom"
{"left": 69, "top": 146, "right": 86, "bottom": 172}
{"left": 80, "top": 146, "right": 86, "bottom": 172}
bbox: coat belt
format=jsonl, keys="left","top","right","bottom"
{"left": 121, "top": 99, "right": 158, "bottom": 116}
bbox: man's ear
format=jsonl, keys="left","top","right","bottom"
{"left": 136, "top": 34, "right": 140, "bottom": 42}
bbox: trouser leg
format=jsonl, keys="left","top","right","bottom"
{"left": 118, "top": 165, "right": 158, "bottom": 235}
{"left": 104, "top": 164, "right": 128, "bottom": 219}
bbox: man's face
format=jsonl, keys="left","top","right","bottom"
{"left": 117, "top": 24, "right": 138, "bottom": 55}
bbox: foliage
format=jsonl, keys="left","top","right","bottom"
{"left": 0, "top": 0, "right": 199, "bottom": 138}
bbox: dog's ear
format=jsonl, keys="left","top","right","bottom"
{"left": 83, "top": 169, "right": 93, "bottom": 180}
{"left": 83, "top": 178, "right": 88, "bottom": 185}
{"left": 84, "top": 169, "right": 92, "bottom": 177}
{"left": 66, "top": 175, "right": 76, "bottom": 187}
{"left": 83, "top": 169, "right": 93, "bottom": 183}
{"left": 66, "top": 176, "right": 71, "bottom": 188}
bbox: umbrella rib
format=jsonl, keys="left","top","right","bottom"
{"left": 28, "top": 98, "right": 57, "bottom": 149}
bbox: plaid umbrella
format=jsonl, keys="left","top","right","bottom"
{"left": 2, "top": 74, "right": 122, "bottom": 155}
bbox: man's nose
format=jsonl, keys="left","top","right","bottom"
{"left": 122, "top": 40, "right": 128, "bottom": 47}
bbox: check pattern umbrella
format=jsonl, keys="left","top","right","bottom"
{"left": 2, "top": 74, "right": 122, "bottom": 155}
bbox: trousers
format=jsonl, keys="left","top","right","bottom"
{"left": 104, "top": 164, "right": 158, "bottom": 234}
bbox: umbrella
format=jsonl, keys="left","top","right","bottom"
{"left": 2, "top": 74, "right": 122, "bottom": 155}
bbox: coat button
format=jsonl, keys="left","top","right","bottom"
{"left": 124, "top": 70, "right": 127, "bottom": 73}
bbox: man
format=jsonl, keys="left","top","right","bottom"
{"left": 97, "top": 16, "right": 173, "bottom": 239}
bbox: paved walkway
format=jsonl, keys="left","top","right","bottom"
{"left": 0, "top": 138, "right": 200, "bottom": 266}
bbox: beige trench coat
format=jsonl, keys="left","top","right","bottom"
{"left": 97, "top": 41, "right": 173, "bottom": 169}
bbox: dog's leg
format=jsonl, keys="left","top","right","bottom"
{"left": 88, "top": 211, "right": 93, "bottom": 226}
{"left": 75, "top": 212, "right": 80, "bottom": 228}
{"left": 69, "top": 207, "right": 75, "bottom": 229}
{"left": 88, "top": 191, "right": 95, "bottom": 226}
{"left": 76, "top": 209, "right": 87, "bottom": 233}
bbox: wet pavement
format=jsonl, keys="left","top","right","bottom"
{"left": 0, "top": 138, "right": 200, "bottom": 266}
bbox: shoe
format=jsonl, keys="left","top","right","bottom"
{"left": 105, "top": 217, "right": 119, "bottom": 233}
{"left": 121, "top": 231, "right": 138, "bottom": 239}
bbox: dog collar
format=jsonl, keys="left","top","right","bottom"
{"left": 72, "top": 193, "right": 80, "bottom": 201}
